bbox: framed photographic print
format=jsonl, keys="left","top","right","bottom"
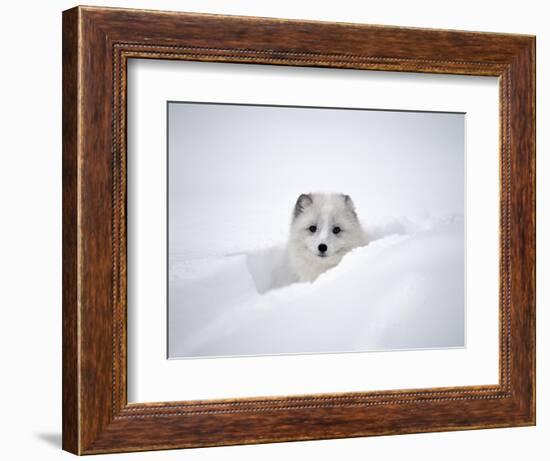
{"left": 62, "top": 5, "right": 535, "bottom": 455}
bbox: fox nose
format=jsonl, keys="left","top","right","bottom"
{"left": 318, "top": 243, "right": 328, "bottom": 253}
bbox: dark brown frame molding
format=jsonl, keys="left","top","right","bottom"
{"left": 62, "top": 5, "right": 536, "bottom": 455}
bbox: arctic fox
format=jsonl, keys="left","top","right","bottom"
{"left": 287, "top": 193, "right": 367, "bottom": 283}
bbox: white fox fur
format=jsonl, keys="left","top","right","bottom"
{"left": 287, "top": 193, "right": 367, "bottom": 283}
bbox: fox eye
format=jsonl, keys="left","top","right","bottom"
{"left": 308, "top": 225, "right": 317, "bottom": 233}
{"left": 333, "top": 226, "right": 341, "bottom": 234}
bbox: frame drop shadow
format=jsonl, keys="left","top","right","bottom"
{"left": 35, "top": 432, "right": 62, "bottom": 448}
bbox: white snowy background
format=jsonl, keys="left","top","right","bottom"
{"left": 168, "top": 102, "right": 465, "bottom": 358}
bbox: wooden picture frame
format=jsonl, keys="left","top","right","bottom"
{"left": 62, "top": 5, "right": 535, "bottom": 455}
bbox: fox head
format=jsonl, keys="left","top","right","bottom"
{"left": 289, "top": 193, "right": 366, "bottom": 279}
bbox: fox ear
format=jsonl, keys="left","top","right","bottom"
{"left": 293, "top": 194, "right": 313, "bottom": 218}
{"left": 342, "top": 194, "right": 358, "bottom": 218}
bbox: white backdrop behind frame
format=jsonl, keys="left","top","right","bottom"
{"left": 127, "top": 59, "right": 499, "bottom": 403}
{"left": 167, "top": 102, "right": 465, "bottom": 358}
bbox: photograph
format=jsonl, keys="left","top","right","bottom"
{"left": 168, "top": 101, "right": 465, "bottom": 358}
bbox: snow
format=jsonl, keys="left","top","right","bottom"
{"left": 167, "top": 102, "right": 465, "bottom": 358}
{"left": 169, "top": 215, "right": 464, "bottom": 358}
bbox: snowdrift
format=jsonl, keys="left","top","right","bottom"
{"left": 169, "top": 216, "right": 465, "bottom": 358}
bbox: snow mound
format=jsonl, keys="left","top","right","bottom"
{"left": 169, "top": 216, "right": 465, "bottom": 358}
